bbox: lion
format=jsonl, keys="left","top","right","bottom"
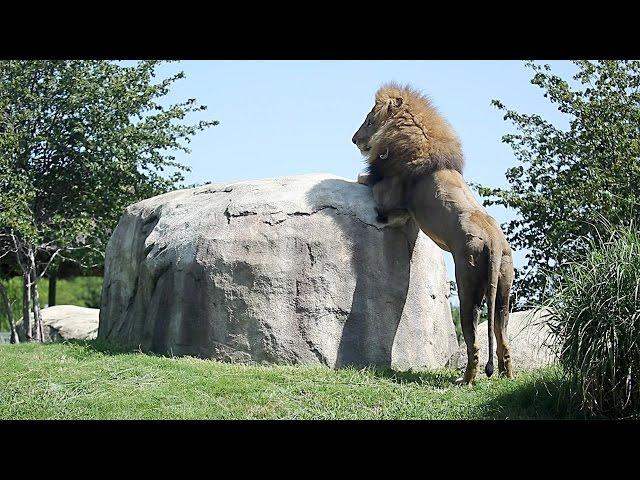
{"left": 352, "top": 83, "right": 514, "bottom": 385}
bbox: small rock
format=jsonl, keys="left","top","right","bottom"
{"left": 17, "top": 305, "right": 99, "bottom": 342}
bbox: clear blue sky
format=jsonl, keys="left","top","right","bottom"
{"left": 154, "top": 60, "right": 577, "bottom": 283}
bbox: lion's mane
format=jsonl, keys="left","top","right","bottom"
{"left": 366, "top": 83, "right": 465, "bottom": 182}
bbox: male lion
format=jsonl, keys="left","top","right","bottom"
{"left": 352, "top": 83, "right": 514, "bottom": 384}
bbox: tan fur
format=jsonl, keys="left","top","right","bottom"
{"left": 353, "top": 84, "right": 514, "bottom": 385}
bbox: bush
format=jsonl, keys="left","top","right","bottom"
{"left": 541, "top": 225, "right": 640, "bottom": 417}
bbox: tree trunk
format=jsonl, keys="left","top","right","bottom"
{"left": 0, "top": 283, "right": 19, "bottom": 344}
{"left": 22, "top": 269, "right": 32, "bottom": 341}
{"left": 48, "top": 273, "right": 57, "bottom": 307}
{"left": 29, "top": 252, "right": 43, "bottom": 342}
{"left": 31, "top": 271, "right": 43, "bottom": 342}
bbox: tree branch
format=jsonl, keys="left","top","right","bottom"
{"left": 37, "top": 248, "right": 61, "bottom": 279}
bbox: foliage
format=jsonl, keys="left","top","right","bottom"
{"left": 540, "top": 224, "right": 640, "bottom": 418}
{"left": 0, "top": 276, "right": 103, "bottom": 331}
{"left": 476, "top": 60, "right": 640, "bottom": 307}
{"left": 450, "top": 305, "right": 462, "bottom": 342}
{"left": 450, "top": 298, "right": 487, "bottom": 344}
{"left": 0, "top": 60, "right": 216, "bottom": 340}
{"left": 0, "top": 341, "right": 572, "bottom": 419}
{"left": 0, "top": 60, "right": 217, "bottom": 269}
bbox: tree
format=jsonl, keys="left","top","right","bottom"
{"left": 0, "top": 282, "right": 19, "bottom": 343}
{"left": 476, "top": 60, "right": 640, "bottom": 307}
{"left": 0, "top": 90, "right": 31, "bottom": 342}
{"left": 0, "top": 60, "right": 218, "bottom": 341}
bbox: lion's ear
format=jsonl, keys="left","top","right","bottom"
{"left": 387, "top": 97, "right": 403, "bottom": 115}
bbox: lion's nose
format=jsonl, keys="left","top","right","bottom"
{"left": 352, "top": 135, "right": 357, "bottom": 144}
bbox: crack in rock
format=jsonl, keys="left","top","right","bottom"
{"left": 223, "top": 202, "right": 388, "bottom": 231}
{"left": 258, "top": 205, "right": 386, "bottom": 231}
{"left": 194, "top": 186, "right": 233, "bottom": 195}
{"left": 307, "top": 244, "right": 316, "bottom": 266}
{"left": 305, "top": 338, "right": 327, "bottom": 365}
{"left": 229, "top": 210, "right": 258, "bottom": 219}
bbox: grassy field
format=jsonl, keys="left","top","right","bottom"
{"left": 0, "top": 341, "right": 578, "bottom": 420}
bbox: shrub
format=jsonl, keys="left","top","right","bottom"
{"left": 541, "top": 225, "right": 640, "bottom": 417}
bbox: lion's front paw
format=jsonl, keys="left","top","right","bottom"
{"left": 357, "top": 172, "right": 372, "bottom": 185}
{"left": 376, "top": 214, "right": 389, "bottom": 224}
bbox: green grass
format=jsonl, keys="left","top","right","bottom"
{"left": 0, "top": 341, "right": 577, "bottom": 420}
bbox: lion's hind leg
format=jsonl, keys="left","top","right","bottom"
{"left": 455, "top": 261, "right": 485, "bottom": 386}
{"left": 495, "top": 257, "right": 514, "bottom": 378}
{"left": 457, "top": 299, "right": 481, "bottom": 385}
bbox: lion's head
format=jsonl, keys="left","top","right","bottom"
{"left": 352, "top": 83, "right": 465, "bottom": 178}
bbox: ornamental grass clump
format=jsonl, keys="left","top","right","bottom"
{"left": 542, "top": 225, "right": 640, "bottom": 417}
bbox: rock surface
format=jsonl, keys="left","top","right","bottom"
{"left": 17, "top": 305, "right": 99, "bottom": 342}
{"left": 452, "top": 308, "right": 556, "bottom": 371}
{"left": 98, "top": 173, "right": 458, "bottom": 369}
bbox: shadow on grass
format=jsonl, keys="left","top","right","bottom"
{"left": 48, "top": 338, "right": 158, "bottom": 357}
{"left": 478, "top": 371, "right": 583, "bottom": 419}
{"left": 368, "top": 365, "right": 585, "bottom": 419}
{"left": 366, "top": 367, "right": 461, "bottom": 388}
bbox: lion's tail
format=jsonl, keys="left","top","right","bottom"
{"left": 484, "top": 241, "right": 502, "bottom": 378}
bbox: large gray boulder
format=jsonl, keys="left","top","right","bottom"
{"left": 17, "top": 305, "right": 99, "bottom": 342}
{"left": 452, "top": 308, "right": 556, "bottom": 371}
{"left": 98, "top": 173, "right": 458, "bottom": 369}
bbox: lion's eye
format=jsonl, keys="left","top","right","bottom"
{"left": 367, "top": 119, "right": 373, "bottom": 127}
